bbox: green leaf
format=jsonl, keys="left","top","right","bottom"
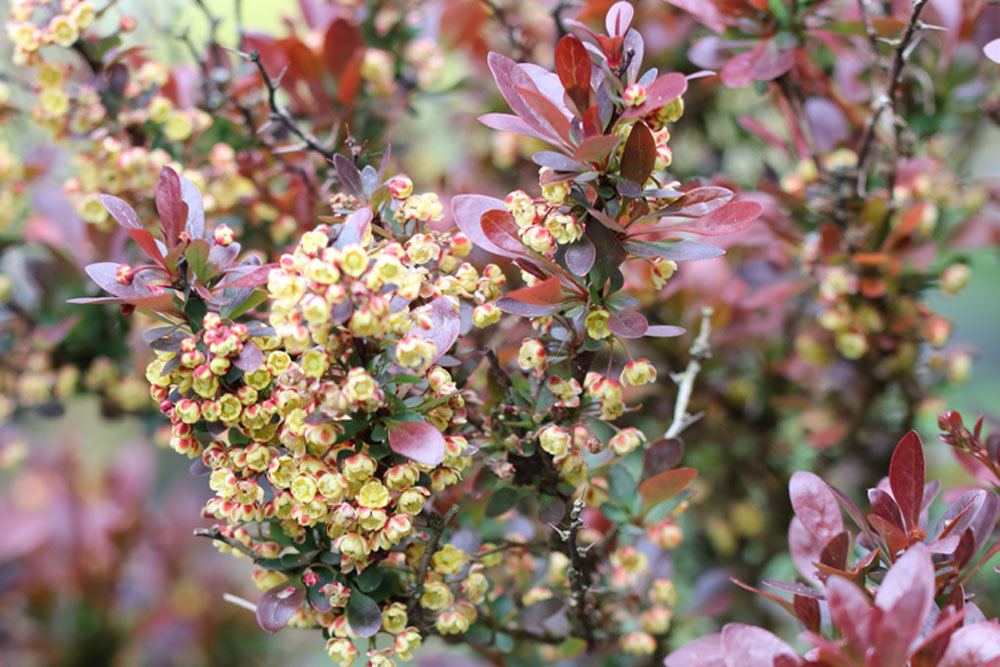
{"left": 355, "top": 567, "right": 383, "bottom": 593}
{"left": 608, "top": 462, "right": 638, "bottom": 505}
{"left": 346, "top": 589, "right": 382, "bottom": 637}
{"left": 185, "top": 239, "right": 212, "bottom": 282}
{"left": 485, "top": 486, "right": 520, "bottom": 518}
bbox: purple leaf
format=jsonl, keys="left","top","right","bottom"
{"left": 180, "top": 176, "right": 206, "bottom": 239}
{"left": 450, "top": 194, "right": 511, "bottom": 258}
{"left": 721, "top": 39, "right": 794, "bottom": 88}
{"left": 388, "top": 420, "right": 445, "bottom": 466}
{"left": 256, "top": 583, "right": 305, "bottom": 634}
{"left": 665, "top": 201, "right": 762, "bottom": 236}
{"left": 889, "top": 431, "right": 925, "bottom": 531}
{"left": 665, "top": 634, "right": 725, "bottom": 667}
{"left": 100, "top": 194, "right": 144, "bottom": 230}
{"left": 479, "top": 113, "right": 558, "bottom": 144}
{"left": 564, "top": 238, "right": 596, "bottom": 275}
{"left": 345, "top": 590, "right": 382, "bottom": 638}
{"left": 334, "top": 208, "right": 373, "bottom": 249}
{"left": 494, "top": 297, "right": 564, "bottom": 317}
{"left": 789, "top": 471, "right": 844, "bottom": 542}
{"left": 413, "top": 297, "right": 460, "bottom": 361}
{"left": 804, "top": 98, "right": 849, "bottom": 152}
{"left": 607, "top": 310, "right": 648, "bottom": 338}
{"left": 218, "top": 263, "right": 275, "bottom": 289}
{"left": 234, "top": 342, "right": 263, "bottom": 372}
{"left": 333, "top": 154, "right": 363, "bottom": 199}
{"left": 624, "top": 239, "right": 725, "bottom": 262}
{"left": 642, "top": 436, "right": 684, "bottom": 477}
{"left": 531, "top": 151, "right": 584, "bottom": 172}
{"left": 665, "top": 186, "right": 734, "bottom": 217}
{"left": 720, "top": 623, "right": 802, "bottom": 666}
{"left": 761, "top": 579, "right": 823, "bottom": 599}
{"left": 874, "top": 543, "right": 934, "bottom": 624}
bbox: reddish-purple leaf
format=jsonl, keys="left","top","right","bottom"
{"left": 605, "top": 1, "right": 634, "bottom": 37}
{"left": 984, "top": 39, "right": 1000, "bottom": 64}
{"left": 665, "top": 0, "right": 727, "bottom": 33}
{"left": 731, "top": 578, "right": 796, "bottom": 614}
{"left": 479, "top": 113, "right": 558, "bottom": 144}
{"left": 761, "top": 579, "right": 823, "bottom": 599}
{"left": 889, "top": 431, "right": 925, "bottom": 531}
{"left": 234, "top": 342, "right": 263, "bottom": 372}
{"left": 874, "top": 545, "right": 935, "bottom": 664}
{"left": 788, "top": 516, "right": 825, "bottom": 582}
{"left": 218, "top": 264, "right": 276, "bottom": 289}
{"left": 180, "top": 177, "right": 206, "bottom": 239}
{"left": 665, "top": 634, "right": 725, "bottom": 667}
{"left": 623, "top": 73, "right": 688, "bottom": 118}
{"left": 84, "top": 262, "right": 136, "bottom": 297}
{"left": 607, "top": 310, "right": 648, "bottom": 338}
{"left": 256, "top": 583, "right": 305, "bottom": 634}
{"left": 487, "top": 52, "right": 563, "bottom": 144}
{"left": 789, "top": 471, "right": 844, "bottom": 542}
{"left": 554, "top": 35, "right": 591, "bottom": 112}
{"left": 819, "top": 531, "right": 850, "bottom": 570}
{"left": 494, "top": 297, "right": 564, "bottom": 318}
{"left": 721, "top": 39, "right": 794, "bottom": 89}
{"left": 412, "top": 296, "right": 460, "bottom": 361}
{"left": 639, "top": 467, "right": 697, "bottom": 510}
{"left": 793, "top": 594, "right": 821, "bottom": 633}
{"left": 451, "top": 194, "right": 511, "bottom": 258}
{"left": 666, "top": 186, "right": 734, "bottom": 217}
{"left": 155, "top": 166, "right": 189, "bottom": 249}
{"left": 868, "top": 487, "right": 905, "bottom": 530}
{"left": 388, "top": 420, "right": 445, "bottom": 466}
{"left": 938, "top": 621, "right": 1000, "bottom": 667}
{"left": 564, "top": 238, "right": 596, "bottom": 276}
{"left": 574, "top": 134, "right": 620, "bottom": 164}
{"left": 100, "top": 194, "right": 143, "bottom": 230}
{"left": 667, "top": 201, "right": 763, "bottom": 236}
{"left": 868, "top": 513, "right": 909, "bottom": 554}
{"left": 720, "top": 623, "right": 802, "bottom": 666}
{"left": 643, "top": 437, "right": 684, "bottom": 477}
{"left": 825, "top": 576, "right": 872, "bottom": 651}
{"left": 482, "top": 210, "right": 532, "bottom": 258}
{"left": 334, "top": 208, "right": 373, "bottom": 249}
{"left": 531, "top": 151, "right": 584, "bottom": 172}
{"left": 804, "top": 98, "right": 849, "bottom": 152}
{"left": 620, "top": 121, "right": 656, "bottom": 186}
{"left": 516, "top": 83, "right": 572, "bottom": 143}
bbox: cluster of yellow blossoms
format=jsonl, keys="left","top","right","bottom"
{"left": 7, "top": 0, "right": 95, "bottom": 62}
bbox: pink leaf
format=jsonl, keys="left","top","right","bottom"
{"left": 666, "top": 201, "right": 762, "bottom": 236}
{"left": 665, "top": 0, "right": 728, "bottom": 33}
{"left": 608, "top": 310, "right": 648, "bottom": 338}
{"left": 479, "top": 113, "right": 559, "bottom": 144}
{"left": 450, "top": 194, "right": 513, "bottom": 258}
{"left": 889, "top": 431, "right": 925, "bottom": 531}
{"left": 645, "top": 324, "right": 686, "bottom": 337}
{"left": 720, "top": 623, "right": 802, "bottom": 666}
{"left": 623, "top": 73, "right": 688, "bottom": 118}
{"left": 938, "top": 621, "right": 1000, "bottom": 667}
{"left": 334, "top": 208, "right": 373, "bottom": 249}
{"left": 825, "top": 576, "right": 872, "bottom": 652}
{"left": 984, "top": 39, "right": 1000, "bottom": 64}
{"left": 412, "top": 296, "right": 460, "bottom": 362}
{"left": 721, "top": 40, "right": 794, "bottom": 89}
{"left": 665, "top": 634, "right": 725, "bottom": 667}
{"left": 873, "top": 544, "right": 934, "bottom": 665}
{"left": 388, "top": 420, "right": 445, "bottom": 466}
{"left": 100, "top": 194, "right": 144, "bottom": 230}
{"left": 605, "top": 1, "right": 634, "bottom": 37}
{"left": 789, "top": 471, "right": 844, "bottom": 542}
{"left": 667, "top": 186, "right": 734, "bottom": 217}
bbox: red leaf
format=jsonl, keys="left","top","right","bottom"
{"left": 889, "top": 431, "right": 925, "bottom": 531}
{"left": 554, "top": 35, "right": 591, "bottom": 113}
{"left": 868, "top": 488, "right": 905, "bottom": 531}
{"left": 451, "top": 194, "right": 515, "bottom": 258}
{"left": 323, "top": 18, "right": 363, "bottom": 75}
{"left": 155, "top": 166, "right": 188, "bottom": 249}
{"left": 581, "top": 105, "right": 604, "bottom": 137}
{"left": 793, "top": 594, "right": 821, "bottom": 633}
{"left": 504, "top": 276, "right": 564, "bottom": 306}
{"left": 516, "top": 83, "right": 572, "bottom": 144}
{"left": 639, "top": 467, "right": 697, "bottom": 510}
{"left": 620, "top": 121, "right": 656, "bottom": 186}
{"left": 388, "top": 420, "right": 445, "bottom": 466}
{"left": 336, "top": 50, "right": 364, "bottom": 106}
{"left": 608, "top": 310, "right": 648, "bottom": 338}
{"left": 789, "top": 471, "right": 844, "bottom": 542}
{"left": 937, "top": 621, "right": 1000, "bottom": 667}
{"left": 574, "top": 134, "right": 620, "bottom": 164}
{"left": 874, "top": 545, "right": 935, "bottom": 663}
{"left": 623, "top": 73, "right": 688, "bottom": 118}
{"left": 256, "top": 583, "right": 305, "bottom": 634}
{"left": 643, "top": 437, "right": 684, "bottom": 477}
{"left": 825, "top": 576, "right": 872, "bottom": 652}
{"left": 868, "top": 513, "right": 908, "bottom": 554}
{"left": 819, "top": 531, "right": 850, "bottom": 570}
{"left": 481, "top": 210, "right": 528, "bottom": 255}
{"left": 667, "top": 200, "right": 762, "bottom": 236}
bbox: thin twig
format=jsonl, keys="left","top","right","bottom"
{"left": 222, "top": 592, "right": 258, "bottom": 613}
{"left": 481, "top": 0, "right": 529, "bottom": 61}
{"left": 247, "top": 49, "right": 338, "bottom": 162}
{"left": 407, "top": 504, "right": 460, "bottom": 615}
{"left": 193, "top": 525, "right": 263, "bottom": 563}
{"left": 664, "top": 307, "right": 713, "bottom": 439}
{"left": 855, "top": 0, "right": 930, "bottom": 194}
{"left": 556, "top": 498, "right": 596, "bottom": 646}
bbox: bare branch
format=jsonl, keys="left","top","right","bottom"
{"left": 664, "top": 307, "right": 713, "bottom": 440}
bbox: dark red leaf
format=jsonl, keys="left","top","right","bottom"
{"left": 643, "top": 437, "right": 684, "bottom": 477}
{"left": 868, "top": 488, "right": 905, "bottom": 530}
{"left": 554, "top": 35, "right": 591, "bottom": 113}
{"left": 793, "top": 594, "right": 821, "bottom": 633}
{"left": 888, "top": 431, "right": 925, "bottom": 531}
{"left": 256, "top": 583, "right": 305, "bottom": 634}
{"left": 323, "top": 18, "right": 363, "bottom": 75}
{"left": 388, "top": 420, "right": 445, "bottom": 466}
{"left": 516, "top": 83, "right": 572, "bottom": 143}
{"left": 451, "top": 195, "right": 518, "bottom": 259}
{"left": 819, "top": 531, "right": 850, "bottom": 570}
{"left": 608, "top": 310, "right": 648, "bottom": 338}
{"left": 639, "top": 467, "right": 697, "bottom": 510}
{"left": 155, "top": 166, "right": 188, "bottom": 249}
{"left": 620, "top": 121, "right": 656, "bottom": 186}
{"left": 482, "top": 209, "right": 531, "bottom": 257}
{"left": 581, "top": 106, "right": 604, "bottom": 137}
{"left": 868, "top": 513, "right": 908, "bottom": 554}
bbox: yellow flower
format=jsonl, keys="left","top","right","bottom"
{"left": 290, "top": 475, "right": 318, "bottom": 503}
{"left": 621, "top": 358, "right": 656, "bottom": 386}
{"left": 381, "top": 602, "right": 408, "bottom": 634}
{"left": 584, "top": 307, "right": 611, "bottom": 340}
{"left": 431, "top": 544, "right": 468, "bottom": 575}
{"left": 338, "top": 244, "right": 369, "bottom": 277}
{"left": 163, "top": 111, "right": 194, "bottom": 141}
{"left": 356, "top": 480, "right": 391, "bottom": 509}
{"left": 538, "top": 425, "right": 570, "bottom": 457}
{"left": 48, "top": 15, "right": 79, "bottom": 47}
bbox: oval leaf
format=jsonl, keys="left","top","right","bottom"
{"left": 639, "top": 466, "right": 697, "bottom": 510}
{"left": 564, "top": 238, "right": 596, "bottom": 276}
{"left": 346, "top": 589, "right": 382, "bottom": 638}
{"left": 888, "top": 430, "right": 925, "bottom": 531}
{"left": 607, "top": 310, "right": 648, "bottom": 338}
{"left": 388, "top": 420, "right": 445, "bottom": 466}
{"left": 256, "top": 583, "right": 305, "bottom": 634}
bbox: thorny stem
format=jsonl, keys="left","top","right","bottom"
{"left": 194, "top": 526, "right": 263, "bottom": 564}
{"left": 664, "top": 307, "right": 713, "bottom": 440}
{"left": 247, "top": 49, "right": 338, "bottom": 163}
{"left": 855, "top": 0, "right": 931, "bottom": 195}
{"left": 557, "top": 498, "right": 596, "bottom": 646}
{"left": 407, "top": 504, "right": 459, "bottom": 616}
